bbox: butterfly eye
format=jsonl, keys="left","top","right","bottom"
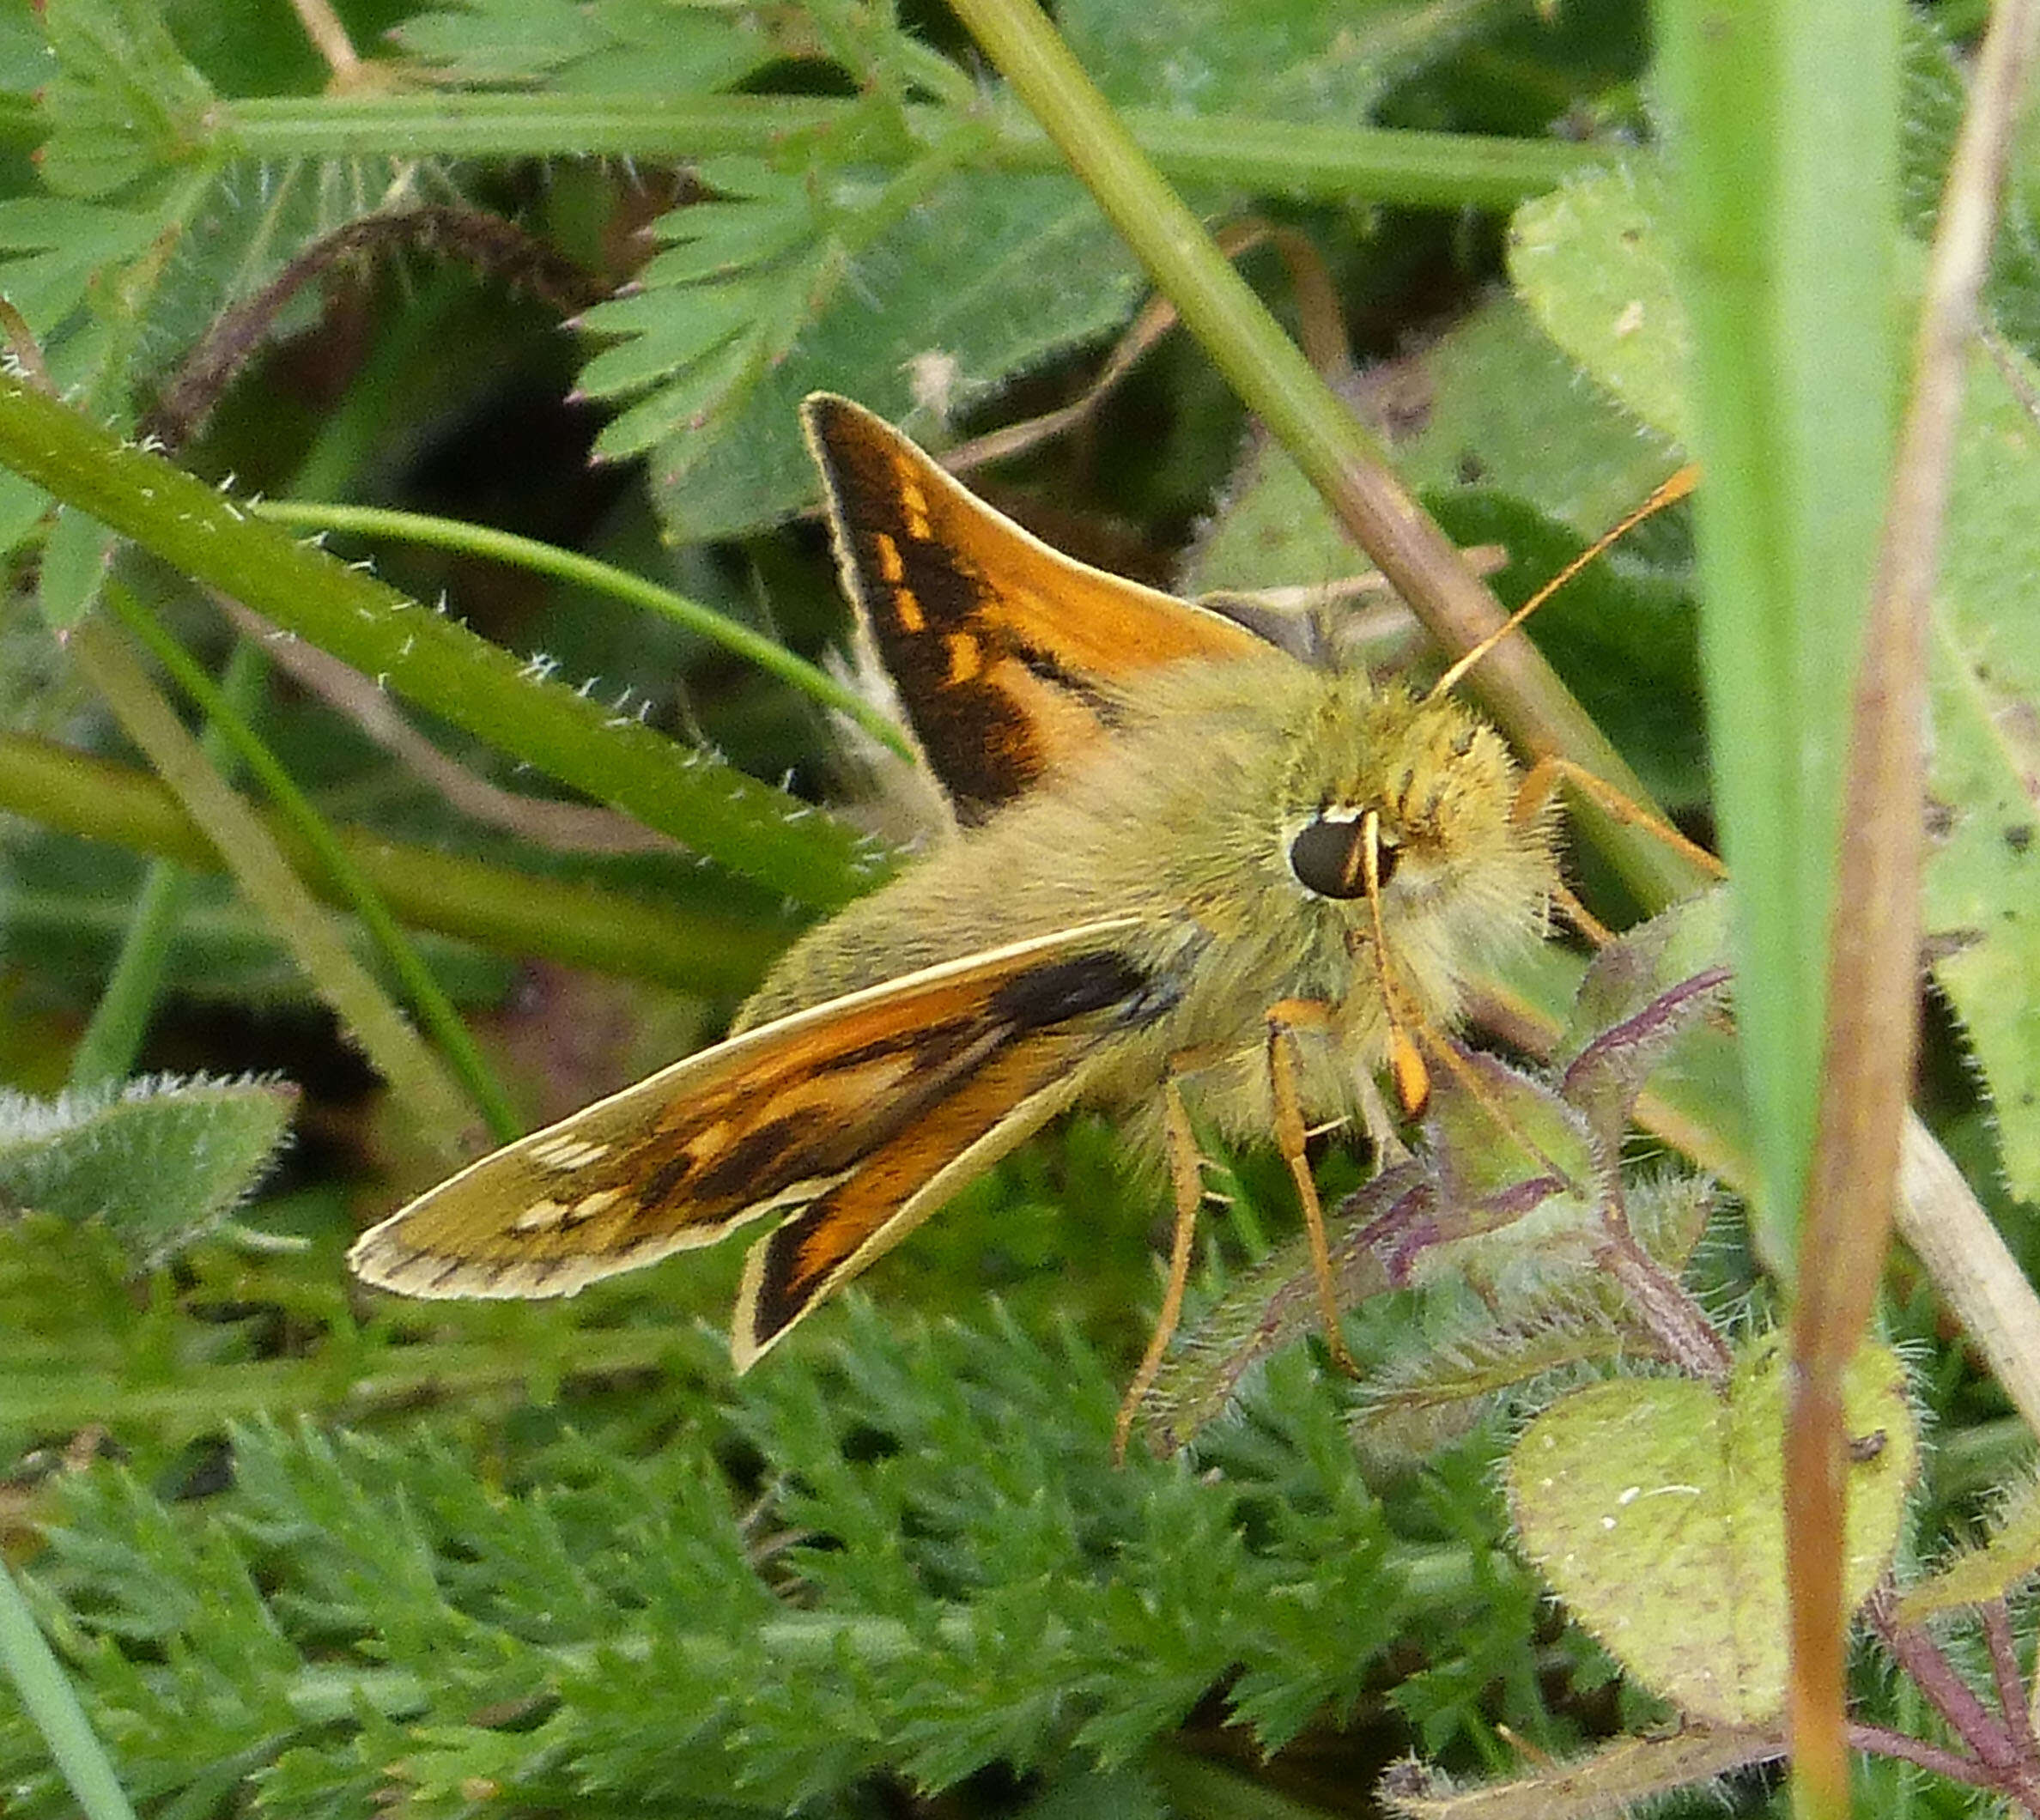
{"left": 1288, "top": 811, "right": 1398, "bottom": 900}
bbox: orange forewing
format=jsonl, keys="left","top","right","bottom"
{"left": 804, "top": 394, "right": 1262, "bottom": 822}
{"left": 349, "top": 922, "right": 1171, "bottom": 1335}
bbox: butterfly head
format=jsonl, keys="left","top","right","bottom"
{"left": 1277, "top": 679, "right": 1557, "bottom": 976}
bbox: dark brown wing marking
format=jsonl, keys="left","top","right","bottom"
{"left": 738, "top": 1039, "right": 1088, "bottom": 1360}
{"left": 803, "top": 394, "right": 1264, "bottom": 822}
{"left": 348, "top": 925, "right": 1181, "bottom": 1308}
{"left": 729, "top": 947, "right": 1187, "bottom": 1358}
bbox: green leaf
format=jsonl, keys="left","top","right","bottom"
{"left": 393, "top": 0, "right": 775, "bottom": 92}
{"left": 0, "top": 194, "right": 164, "bottom": 549}
{"left": 1181, "top": 281, "right": 1666, "bottom": 594}
{"left": 0, "top": 8, "right": 48, "bottom": 94}
{"left": 0, "top": 142, "right": 440, "bottom": 569}
{"left": 585, "top": 328, "right": 769, "bottom": 458}
{"left": 1897, "top": 17, "right": 2040, "bottom": 364}
{"left": 1385, "top": 292, "right": 1683, "bottom": 537}
{"left": 1064, "top": 0, "right": 1514, "bottom": 118}
{"left": 633, "top": 162, "right": 818, "bottom": 288}
{"left": 1554, "top": 889, "right": 1732, "bottom": 1149}
{"left": 1506, "top": 1334, "right": 1916, "bottom": 1725}
{"left": 1647, "top": 0, "right": 1902, "bottom": 1269}
{"left": 647, "top": 170, "right": 1145, "bottom": 540}
{"left": 0, "top": 470, "right": 46, "bottom": 559}
{"left": 0, "top": 196, "right": 161, "bottom": 332}
{"left": 1896, "top": 1471, "right": 2040, "bottom": 1622}
{"left": 1557, "top": 889, "right": 1733, "bottom": 1071}
{"left": 574, "top": 282, "right": 757, "bottom": 398}
{"left": 1352, "top": 1176, "right": 1715, "bottom": 1461}
{"left": 38, "top": 0, "right": 216, "bottom": 198}
{"left": 1508, "top": 165, "right": 1687, "bottom": 444}
{"left": 36, "top": 506, "right": 116, "bottom": 629}
{"left": 579, "top": 154, "right": 856, "bottom": 466}
{"left": 4, "top": 1314, "right": 1430, "bottom": 1813}
{"left": 392, "top": 0, "right": 614, "bottom": 82}
{"left": 1920, "top": 343, "right": 2040, "bottom": 1199}
{"left": 0, "top": 1073, "right": 294, "bottom": 1266}
{"left": 604, "top": 0, "right": 1530, "bottom": 542}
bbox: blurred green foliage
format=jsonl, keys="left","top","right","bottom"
{"left": 0, "top": 2, "right": 2027, "bottom": 1817}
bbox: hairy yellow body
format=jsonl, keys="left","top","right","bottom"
{"left": 351, "top": 397, "right": 1558, "bottom": 1423}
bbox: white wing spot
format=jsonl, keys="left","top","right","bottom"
{"left": 528, "top": 1137, "right": 613, "bottom": 1171}
{"left": 572, "top": 1188, "right": 624, "bottom": 1219}
{"left": 512, "top": 1198, "right": 571, "bottom": 1232}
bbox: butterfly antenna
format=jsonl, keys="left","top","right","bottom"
{"left": 1429, "top": 464, "right": 1698, "bottom": 702}
{"left": 1359, "top": 810, "right": 1430, "bottom": 1115}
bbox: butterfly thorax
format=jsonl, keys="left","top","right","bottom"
{"left": 739, "top": 650, "right": 1555, "bottom": 1137}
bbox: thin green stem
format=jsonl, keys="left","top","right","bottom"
{"left": 248, "top": 501, "right": 909, "bottom": 759}
{"left": 219, "top": 94, "right": 1610, "bottom": 209}
{"left": 68, "top": 616, "right": 477, "bottom": 1161}
{"left": 68, "top": 862, "right": 195, "bottom": 1087}
{"left": 106, "top": 586, "right": 524, "bottom": 1145}
{"left": 0, "top": 1323, "right": 698, "bottom": 1435}
{"left": 0, "top": 733, "right": 792, "bottom": 996}
{"left": 69, "top": 640, "right": 270, "bottom": 1089}
{"left": 0, "top": 379, "right": 888, "bottom": 910}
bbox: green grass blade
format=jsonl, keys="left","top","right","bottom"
{"left": 1651, "top": 0, "right": 1902, "bottom": 1274}
{"left": 106, "top": 586, "right": 523, "bottom": 1145}
{"left": 0, "top": 1561, "right": 137, "bottom": 1820}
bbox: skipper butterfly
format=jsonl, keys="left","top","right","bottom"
{"left": 349, "top": 396, "right": 1562, "bottom": 1448}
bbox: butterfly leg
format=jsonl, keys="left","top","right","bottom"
{"left": 1114, "top": 1071, "right": 1207, "bottom": 1462}
{"left": 1266, "top": 999, "right": 1360, "bottom": 1380}
{"left": 1114, "top": 1001, "right": 1368, "bottom": 1457}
